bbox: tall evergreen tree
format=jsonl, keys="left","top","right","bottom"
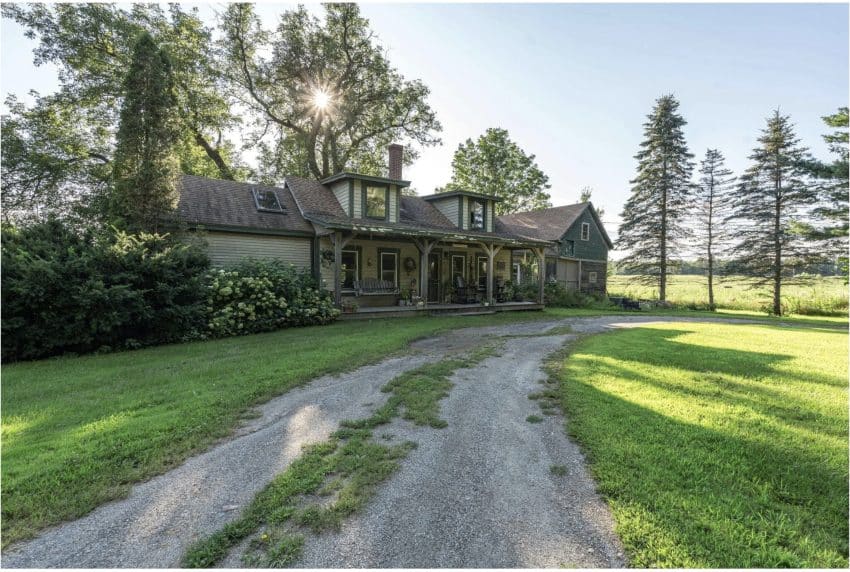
{"left": 693, "top": 149, "right": 736, "bottom": 310}
{"left": 108, "top": 32, "right": 180, "bottom": 232}
{"left": 616, "top": 95, "right": 694, "bottom": 301}
{"left": 729, "top": 111, "right": 816, "bottom": 316}
{"left": 801, "top": 107, "right": 848, "bottom": 269}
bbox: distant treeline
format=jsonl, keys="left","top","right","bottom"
{"left": 610, "top": 258, "right": 845, "bottom": 277}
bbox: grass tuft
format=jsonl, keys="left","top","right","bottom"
{"left": 526, "top": 415, "right": 544, "bottom": 424}
{"left": 550, "top": 465, "right": 568, "bottom": 477}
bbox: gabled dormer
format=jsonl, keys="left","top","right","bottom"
{"left": 420, "top": 190, "right": 499, "bottom": 232}
{"left": 318, "top": 144, "right": 410, "bottom": 223}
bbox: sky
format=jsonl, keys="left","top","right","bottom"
{"left": 1, "top": 2, "right": 848, "bottom": 248}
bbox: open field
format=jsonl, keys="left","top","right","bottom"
{"left": 608, "top": 274, "right": 848, "bottom": 316}
{"left": 553, "top": 322, "right": 849, "bottom": 567}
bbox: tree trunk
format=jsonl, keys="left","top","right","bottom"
{"left": 707, "top": 253, "right": 715, "bottom": 311}
{"left": 773, "top": 200, "right": 782, "bottom": 316}
{"left": 193, "top": 130, "right": 235, "bottom": 181}
{"left": 660, "top": 179, "right": 668, "bottom": 302}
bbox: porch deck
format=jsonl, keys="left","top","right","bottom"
{"left": 338, "top": 300, "right": 544, "bottom": 320}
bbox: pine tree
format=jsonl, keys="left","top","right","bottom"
{"left": 729, "top": 111, "right": 816, "bottom": 316}
{"left": 578, "top": 186, "right": 605, "bottom": 218}
{"left": 108, "top": 32, "right": 180, "bottom": 232}
{"left": 616, "top": 95, "right": 694, "bottom": 301}
{"left": 694, "top": 149, "right": 735, "bottom": 310}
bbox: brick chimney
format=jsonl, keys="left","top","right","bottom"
{"left": 388, "top": 144, "right": 403, "bottom": 180}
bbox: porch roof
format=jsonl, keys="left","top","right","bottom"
{"left": 306, "top": 213, "right": 553, "bottom": 248}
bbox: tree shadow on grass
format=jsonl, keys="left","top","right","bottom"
{"left": 560, "top": 378, "right": 849, "bottom": 568}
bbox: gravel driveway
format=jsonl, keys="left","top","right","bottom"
{"left": 3, "top": 314, "right": 788, "bottom": 568}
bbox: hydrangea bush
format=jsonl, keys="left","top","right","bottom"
{"left": 205, "top": 259, "right": 339, "bottom": 337}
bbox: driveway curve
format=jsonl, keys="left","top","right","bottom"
{"left": 3, "top": 314, "right": 806, "bottom": 568}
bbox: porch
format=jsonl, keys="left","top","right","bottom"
{"left": 338, "top": 300, "right": 544, "bottom": 320}
{"left": 319, "top": 227, "right": 550, "bottom": 311}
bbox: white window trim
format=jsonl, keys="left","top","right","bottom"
{"left": 581, "top": 222, "right": 590, "bottom": 241}
{"left": 588, "top": 271, "right": 597, "bottom": 284}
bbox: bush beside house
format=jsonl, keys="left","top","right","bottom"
{"left": 1, "top": 220, "right": 339, "bottom": 361}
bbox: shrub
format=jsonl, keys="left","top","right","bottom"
{"left": 205, "top": 259, "right": 338, "bottom": 338}
{"left": 543, "top": 281, "right": 596, "bottom": 308}
{"left": 1, "top": 219, "right": 209, "bottom": 361}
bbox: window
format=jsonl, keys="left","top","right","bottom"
{"left": 341, "top": 249, "right": 359, "bottom": 289}
{"left": 513, "top": 262, "right": 522, "bottom": 283}
{"left": 546, "top": 260, "right": 557, "bottom": 282}
{"left": 562, "top": 240, "right": 575, "bottom": 257}
{"left": 253, "top": 188, "right": 284, "bottom": 213}
{"left": 469, "top": 199, "right": 485, "bottom": 230}
{"left": 379, "top": 250, "right": 398, "bottom": 286}
{"left": 580, "top": 222, "right": 590, "bottom": 241}
{"left": 588, "top": 271, "right": 598, "bottom": 284}
{"left": 476, "top": 256, "right": 488, "bottom": 290}
{"left": 365, "top": 186, "right": 387, "bottom": 219}
{"left": 451, "top": 254, "right": 466, "bottom": 284}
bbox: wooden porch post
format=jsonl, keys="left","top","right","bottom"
{"left": 413, "top": 238, "right": 436, "bottom": 305}
{"left": 330, "top": 231, "right": 355, "bottom": 306}
{"left": 478, "top": 242, "right": 503, "bottom": 304}
{"left": 577, "top": 259, "right": 583, "bottom": 292}
{"left": 533, "top": 247, "right": 546, "bottom": 305}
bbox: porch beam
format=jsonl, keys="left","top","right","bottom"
{"left": 531, "top": 247, "right": 546, "bottom": 305}
{"left": 477, "top": 242, "right": 503, "bottom": 304}
{"left": 414, "top": 238, "right": 436, "bottom": 304}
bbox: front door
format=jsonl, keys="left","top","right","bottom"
{"left": 428, "top": 252, "right": 441, "bottom": 303}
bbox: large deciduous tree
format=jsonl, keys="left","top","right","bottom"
{"left": 107, "top": 33, "right": 180, "bottom": 233}
{"left": 729, "top": 111, "right": 816, "bottom": 316}
{"left": 1, "top": 3, "right": 240, "bottom": 194}
{"left": 440, "top": 128, "right": 551, "bottom": 214}
{"left": 220, "top": 3, "right": 441, "bottom": 181}
{"left": 616, "top": 95, "right": 694, "bottom": 301}
{"left": 693, "top": 149, "right": 736, "bottom": 310}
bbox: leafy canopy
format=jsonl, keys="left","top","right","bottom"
{"left": 219, "top": 3, "right": 441, "bottom": 181}
{"left": 440, "top": 127, "right": 551, "bottom": 215}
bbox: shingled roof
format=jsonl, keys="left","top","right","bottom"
{"left": 177, "top": 175, "right": 314, "bottom": 234}
{"left": 497, "top": 203, "right": 613, "bottom": 248}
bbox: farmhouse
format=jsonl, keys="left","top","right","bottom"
{"left": 177, "top": 145, "right": 610, "bottom": 313}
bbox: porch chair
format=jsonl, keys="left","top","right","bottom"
{"left": 453, "top": 275, "right": 477, "bottom": 304}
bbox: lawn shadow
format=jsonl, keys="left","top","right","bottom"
{"left": 560, "top": 378, "right": 849, "bottom": 568}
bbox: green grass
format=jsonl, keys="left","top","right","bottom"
{"left": 183, "top": 346, "right": 495, "bottom": 567}
{"left": 608, "top": 274, "right": 848, "bottom": 316}
{"left": 0, "top": 312, "right": 538, "bottom": 547}
{"left": 2, "top": 304, "right": 844, "bottom": 548}
{"left": 552, "top": 322, "right": 848, "bottom": 567}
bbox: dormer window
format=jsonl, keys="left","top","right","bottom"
{"left": 470, "top": 199, "right": 485, "bottom": 230}
{"left": 253, "top": 188, "right": 285, "bottom": 213}
{"left": 365, "top": 185, "right": 388, "bottom": 219}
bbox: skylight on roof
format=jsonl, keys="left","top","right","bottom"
{"left": 252, "top": 188, "right": 285, "bottom": 213}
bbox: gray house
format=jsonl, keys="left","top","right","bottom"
{"left": 499, "top": 203, "right": 612, "bottom": 295}
{"left": 176, "top": 145, "right": 612, "bottom": 314}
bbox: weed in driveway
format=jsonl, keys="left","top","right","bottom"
{"left": 182, "top": 343, "right": 499, "bottom": 568}
{"left": 550, "top": 465, "right": 568, "bottom": 477}
{"left": 526, "top": 415, "right": 544, "bottom": 424}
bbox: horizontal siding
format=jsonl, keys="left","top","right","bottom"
{"left": 352, "top": 180, "right": 362, "bottom": 218}
{"left": 205, "top": 231, "right": 312, "bottom": 269}
{"left": 388, "top": 186, "right": 398, "bottom": 223}
{"left": 562, "top": 209, "right": 608, "bottom": 262}
{"left": 486, "top": 201, "right": 494, "bottom": 232}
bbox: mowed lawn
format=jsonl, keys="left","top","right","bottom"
{"left": 554, "top": 322, "right": 849, "bottom": 567}
{"left": 1, "top": 310, "right": 555, "bottom": 547}
{"left": 608, "top": 274, "right": 848, "bottom": 316}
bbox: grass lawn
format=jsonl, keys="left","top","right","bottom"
{"left": 0, "top": 310, "right": 548, "bottom": 547}
{"left": 2, "top": 306, "right": 844, "bottom": 549}
{"left": 552, "top": 322, "right": 849, "bottom": 567}
{"left": 608, "top": 274, "right": 848, "bottom": 316}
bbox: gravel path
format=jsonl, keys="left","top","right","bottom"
{"left": 4, "top": 314, "right": 805, "bottom": 568}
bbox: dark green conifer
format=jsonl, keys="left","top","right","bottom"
{"left": 617, "top": 94, "right": 694, "bottom": 301}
